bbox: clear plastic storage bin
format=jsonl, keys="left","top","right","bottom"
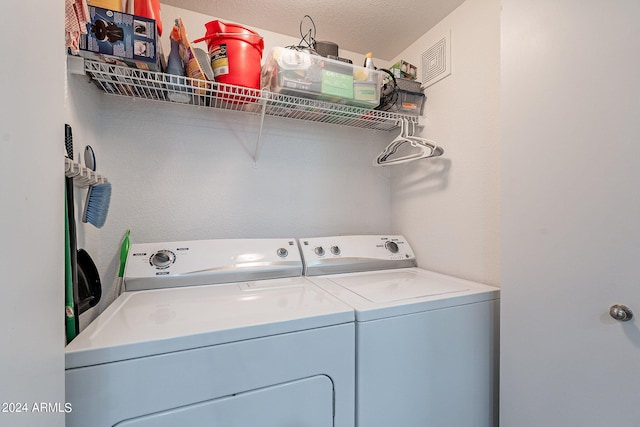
{"left": 261, "top": 47, "right": 382, "bottom": 108}
{"left": 395, "top": 89, "right": 426, "bottom": 116}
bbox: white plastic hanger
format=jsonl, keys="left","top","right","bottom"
{"left": 373, "top": 118, "right": 444, "bottom": 166}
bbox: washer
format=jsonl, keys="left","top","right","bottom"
{"left": 298, "top": 235, "right": 500, "bottom": 427}
{"left": 65, "top": 238, "right": 355, "bottom": 427}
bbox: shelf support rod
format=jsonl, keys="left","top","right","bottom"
{"left": 253, "top": 92, "right": 269, "bottom": 164}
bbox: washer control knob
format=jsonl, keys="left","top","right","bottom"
{"left": 314, "top": 246, "right": 325, "bottom": 256}
{"left": 330, "top": 246, "right": 341, "bottom": 255}
{"left": 385, "top": 241, "right": 399, "bottom": 253}
{"left": 150, "top": 250, "right": 175, "bottom": 268}
{"left": 276, "top": 248, "right": 288, "bottom": 258}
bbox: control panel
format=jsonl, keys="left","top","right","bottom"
{"left": 298, "top": 235, "right": 417, "bottom": 276}
{"left": 124, "top": 238, "right": 302, "bottom": 291}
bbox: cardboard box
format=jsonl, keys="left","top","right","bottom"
{"left": 79, "top": 6, "right": 162, "bottom": 71}
{"left": 390, "top": 60, "right": 418, "bottom": 81}
{"left": 321, "top": 69, "right": 354, "bottom": 100}
{"left": 353, "top": 81, "right": 378, "bottom": 103}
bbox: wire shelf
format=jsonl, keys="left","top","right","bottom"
{"left": 83, "top": 59, "right": 415, "bottom": 132}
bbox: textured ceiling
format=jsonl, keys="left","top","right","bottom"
{"left": 162, "top": 0, "right": 465, "bottom": 60}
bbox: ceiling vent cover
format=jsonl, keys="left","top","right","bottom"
{"left": 421, "top": 31, "right": 451, "bottom": 88}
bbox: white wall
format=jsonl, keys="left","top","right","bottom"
{"left": 0, "top": 2, "right": 65, "bottom": 426}
{"left": 389, "top": 0, "right": 501, "bottom": 286}
{"left": 159, "top": 5, "right": 371, "bottom": 68}
{"left": 66, "top": 6, "right": 393, "bottom": 322}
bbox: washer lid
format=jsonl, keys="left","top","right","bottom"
{"left": 333, "top": 270, "right": 469, "bottom": 302}
{"left": 65, "top": 277, "right": 354, "bottom": 369}
{"left": 310, "top": 268, "right": 499, "bottom": 321}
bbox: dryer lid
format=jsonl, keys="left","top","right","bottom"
{"left": 65, "top": 277, "right": 353, "bottom": 369}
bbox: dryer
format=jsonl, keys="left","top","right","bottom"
{"left": 65, "top": 238, "right": 355, "bottom": 427}
{"left": 299, "top": 235, "right": 500, "bottom": 427}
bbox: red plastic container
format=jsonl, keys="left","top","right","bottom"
{"left": 194, "top": 20, "right": 264, "bottom": 90}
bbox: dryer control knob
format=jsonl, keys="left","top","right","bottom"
{"left": 276, "top": 248, "right": 288, "bottom": 258}
{"left": 150, "top": 250, "right": 175, "bottom": 268}
{"left": 330, "top": 246, "right": 341, "bottom": 255}
{"left": 314, "top": 246, "right": 325, "bottom": 256}
{"left": 385, "top": 241, "right": 399, "bottom": 253}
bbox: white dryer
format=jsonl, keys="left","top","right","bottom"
{"left": 299, "top": 235, "right": 500, "bottom": 427}
{"left": 65, "top": 238, "right": 355, "bottom": 427}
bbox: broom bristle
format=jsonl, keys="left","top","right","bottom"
{"left": 82, "top": 183, "right": 111, "bottom": 228}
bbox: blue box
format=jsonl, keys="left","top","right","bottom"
{"left": 79, "top": 6, "right": 162, "bottom": 71}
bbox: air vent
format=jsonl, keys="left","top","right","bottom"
{"left": 421, "top": 30, "right": 451, "bottom": 88}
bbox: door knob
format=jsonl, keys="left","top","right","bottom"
{"left": 609, "top": 304, "right": 633, "bottom": 321}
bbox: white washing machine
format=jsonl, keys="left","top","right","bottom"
{"left": 298, "top": 235, "right": 500, "bottom": 427}
{"left": 65, "top": 238, "right": 355, "bottom": 427}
